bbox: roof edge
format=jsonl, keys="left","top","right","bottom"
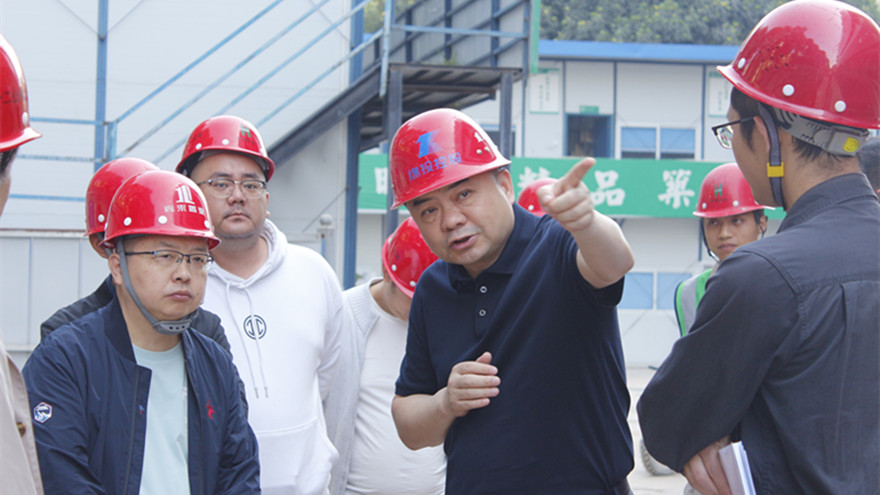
{"left": 539, "top": 39, "right": 739, "bottom": 64}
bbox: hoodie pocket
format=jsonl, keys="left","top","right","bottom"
{"left": 257, "top": 417, "right": 339, "bottom": 495}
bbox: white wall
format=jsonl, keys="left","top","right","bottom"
{"left": 269, "top": 121, "right": 348, "bottom": 279}
{"left": 0, "top": 0, "right": 350, "bottom": 229}
{"left": 0, "top": 233, "right": 107, "bottom": 368}
{"left": 564, "top": 61, "right": 615, "bottom": 115}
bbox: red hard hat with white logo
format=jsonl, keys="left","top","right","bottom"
{"left": 389, "top": 108, "right": 511, "bottom": 208}
{"left": 517, "top": 178, "right": 557, "bottom": 216}
{"left": 0, "top": 34, "right": 41, "bottom": 152}
{"left": 101, "top": 170, "right": 220, "bottom": 250}
{"left": 694, "top": 163, "right": 766, "bottom": 218}
{"left": 381, "top": 217, "right": 438, "bottom": 298}
{"left": 86, "top": 158, "right": 159, "bottom": 236}
{"left": 717, "top": 0, "right": 880, "bottom": 130}
{"left": 176, "top": 115, "right": 275, "bottom": 180}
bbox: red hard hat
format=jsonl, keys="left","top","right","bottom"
{"left": 389, "top": 108, "right": 510, "bottom": 208}
{"left": 381, "top": 217, "right": 438, "bottom": 298}
{"left": 101, "top": 170, "right": 220, "bottom": 250}
{"left": 176, "top": 115, "right": 275, "bottom": 180}
{"left": 718, "top": 0, "right": 880, "bottom": 129}
{"left": 0, "top": 34, "right": 41, "bottom": 152}
{"left": 85, "top": 158, "right": 159, "bottom": 236}
{"left": 694, "top": 163, "right": 766, "bottom": 218}
{"left": 517, "top": 178, "right": 557, "bottom": 216}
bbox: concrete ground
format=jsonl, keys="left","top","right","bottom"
{"left": 626, "top": 367, "right": 688, "bottom": 495}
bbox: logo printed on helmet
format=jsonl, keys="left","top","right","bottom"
{"left": 407, "top": 152, "right": 462, "bottom": 183}
{"left": 176, "top": 185, "right": 195, "bottom": 205}
{"left": 417, "top": 130, "right": 442, "bottom": 158}
{"left": 714, "top": 184, "right": 723, "bottom": 198}
{"left": 165, "top": 186, "right": 206, "bottom": 217}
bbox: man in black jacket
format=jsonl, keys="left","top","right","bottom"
{"left": 638, "top": 1, "right": 880, "bottom": 493}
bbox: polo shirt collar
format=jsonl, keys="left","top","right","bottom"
{"left": 448, "top": 203, "right": 539, "bottom": 288}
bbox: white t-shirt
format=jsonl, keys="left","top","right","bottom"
{"left": 344, "top": 295, "right": 445, "bottom": 495}
{"left": 133, "top": 342, "right": 189, "bottom": 495}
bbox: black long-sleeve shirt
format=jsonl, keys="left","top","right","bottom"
{"left": 638, "top": 173, "right": 880, "bottom": 493}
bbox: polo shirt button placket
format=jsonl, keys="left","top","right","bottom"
{"left": 473, "top": 283, "right": 491, "bottom": 337}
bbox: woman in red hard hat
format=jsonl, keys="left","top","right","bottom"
{"left": 675, "top": 163, "right": 768, "bottom": 337}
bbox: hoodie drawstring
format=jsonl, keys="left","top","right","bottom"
{"left": 225, "top": 281, "right": 269, "bottom": 398}
{"left": 244, "top": 288, "right": 270, "bottom": 398}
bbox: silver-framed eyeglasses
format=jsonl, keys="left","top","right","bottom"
{"left": 197, "top": 178, "right": 267, "bottom": 199}
{"left": 124, "top": 249, "right": 214, "bottom": 271}
{"left": 711, "top": 116, "right": 755, "bottom": 149}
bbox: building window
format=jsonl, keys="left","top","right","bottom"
{"left": 620, "top": 126, "right": 696, "bottom": 159}
{"left": 619, "top": 272, "right": 654, "bottom": 309}
{"left": 566, "top": 115, "right": 611, "bottom": 157}
{"left": 660, "top": 128, "right": 696, "bottom": 159}
{"left": 656, "top": 272, "right": 692, "bottom": 310}
{"left": 620, "top": 127, "right": 656, "bottom": 159}
{"left": 620, "top": 271, "right": 694, "bottom": 310}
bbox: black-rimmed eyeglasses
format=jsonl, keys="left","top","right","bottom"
{"left": 711, "top": 117, "right": 755, "bottom": 149}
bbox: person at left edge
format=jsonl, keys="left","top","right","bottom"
{"left": 23, "top": 170, "right": 260, "bottom": 494}
{"left": 0, "top": 32, "right": 44, "bottom": 495}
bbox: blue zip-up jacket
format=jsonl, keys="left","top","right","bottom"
{"left": 38, "top": 274, "right": 248, "bottom": 416}
{"left": 23, "top": 297, "right": 260, "bottom": 494}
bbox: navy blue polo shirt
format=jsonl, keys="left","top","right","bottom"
{"left": 396, "top": 204, "right": 633, "bottom": 494}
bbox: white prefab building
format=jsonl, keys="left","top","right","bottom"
{"left": 1, "top": 0, "right": 774, "bottom": 367}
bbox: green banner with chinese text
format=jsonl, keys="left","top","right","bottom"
{"left": 357, "top": 154, "right": 784, "bottom": 219}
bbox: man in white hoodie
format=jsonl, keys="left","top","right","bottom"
{"left": 177, "top": 115, "right": 343, "bottom": 495}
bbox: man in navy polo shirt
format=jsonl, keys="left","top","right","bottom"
{"left": 389, "top": 108, "right": 635, "bottom": 494}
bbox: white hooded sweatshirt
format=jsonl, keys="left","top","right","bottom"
{"left": 203, "top": 219, "right": 342, "bottom": 495}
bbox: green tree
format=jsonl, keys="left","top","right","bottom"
{"left": 541, "top": 0, "right": 880, "bottom": 45}
{"left": 363, "top": 0, "right": 418, "bottom": 33}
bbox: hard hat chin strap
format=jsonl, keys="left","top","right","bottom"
{"left": 698, "top": 221, "right": 720, "bottom": 263}
{"left": 758, "top": 104, "right": 786, "bottom": 210}
{"left": 117, "top": 239, "right": 195, "bottom": 336}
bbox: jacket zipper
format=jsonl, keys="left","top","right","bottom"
{"left": 121, "top": 366, "right": 141, "bottom": 494}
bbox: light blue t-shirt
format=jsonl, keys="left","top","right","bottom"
{"left": 133, "top": 342, "right": 190, "bottom": 495}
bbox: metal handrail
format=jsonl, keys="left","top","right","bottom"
{"left": 22, "top": 0, "right": 530, "bottom": 171}
{"left": 152, "top": 0, "right": 372, "bottom": 164}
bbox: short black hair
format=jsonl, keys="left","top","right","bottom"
{"left": 0, "top": 148, "right": 18, "bottom": 177}
{"left": 730, "top": 88, "right": 832, "bottom": 163}
{"left": 858, "top": 136, "right": 880, "bottom": 191}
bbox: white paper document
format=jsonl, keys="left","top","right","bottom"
{"left": 719, "top": 442, "right": 756, "bottom": 495}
